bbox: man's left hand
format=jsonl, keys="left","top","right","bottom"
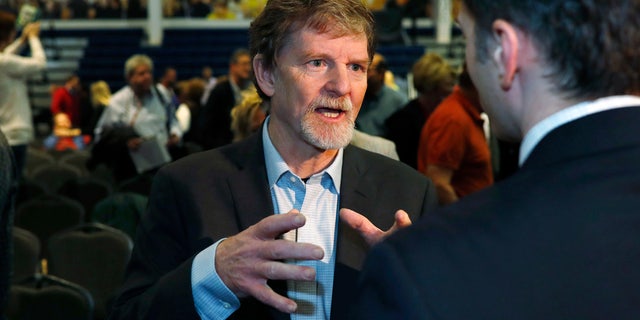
{"left": 339, "top": 208, "right": 412, "bottom": 247}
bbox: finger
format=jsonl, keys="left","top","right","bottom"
{"left": 394, "top": 210, "right": 412, "bottom": 228}
{"left": 256, "top": 260, "right": 316, "bottom": 281}
{"left": 339, "top": 208, "right": 381, "bottom": 235}
{"left": 385, "top": 210, "right": 413, "bottom": 237}
{"left": 250, "top": 283, "right": 298, "bottom": 314}
{"left": 259, "top": 239, "right": 324, "bottom": 261}
{"left": 251, "top": 211, "right": 306, "bottom": 240}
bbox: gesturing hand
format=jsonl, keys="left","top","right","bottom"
{"left": 215, "top": 210, "right": 324, "bottom": 313}
{"left": 339, "top": 208, "right": 412, "bottom": 247}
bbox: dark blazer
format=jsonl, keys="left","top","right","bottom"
{"left": 198, "top": 80, "right": 237, "bottom": 150}
{"left": 351, "top": 107, "right": 640, "bottom": 319}
{"left": 109, "top": 128, "right": 437, "bottom": 319}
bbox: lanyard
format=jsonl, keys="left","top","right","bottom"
{"left": 129, "top": 95, "right": 143, "bottom": 126}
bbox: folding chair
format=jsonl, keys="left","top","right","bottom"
{"left": 48, "top": 223, "right": 133, "bottom": 320}
{"left": 6, "top": 274, "right": 94, "bottom": 320}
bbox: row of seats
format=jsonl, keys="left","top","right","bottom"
{"left": 14, "top": 147, "right": 146, "bottom": 319}
{"left": 17, "top": 147, "right": 151, "bottom": 246}
{"left": 9, "top": 223, "right": 132, "bottom": 320}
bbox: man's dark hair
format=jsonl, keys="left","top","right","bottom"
{"left": 463, "top": 0, "right": 640, "bottom": 99}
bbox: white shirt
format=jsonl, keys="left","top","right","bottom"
{"left": 94, "top": 85, "right": 183, "bottom": 146}
{"left": 175, "top": 103, "right": 191, "bottom": 133}
{"left": 0, "top": 36, "right": 46, "bottom": 146}
{"left": 519, "top": 95, "right": 640, "bottom": 166}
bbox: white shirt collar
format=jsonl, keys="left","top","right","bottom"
{"left": 519, "top": 95, "right": 640, "bottom": 166}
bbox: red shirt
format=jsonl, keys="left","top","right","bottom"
{"left": 51, "top": 87, "right": 81, "bottom": 127}
{"left": 417, "top": 86, "right": 493, "bottom": 198}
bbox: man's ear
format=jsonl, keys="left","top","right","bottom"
{"left": 492, "top": 19, "right": 519, "bottom": 90}
{"left": 253, "top": 54, "right": 275, "bottom": 97}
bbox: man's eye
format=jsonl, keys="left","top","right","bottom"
{"left": 350, "top": 64, "right": 364, "bottom": 72}
{"left": 309, "top": 60, "right": 323, "bottom": 67}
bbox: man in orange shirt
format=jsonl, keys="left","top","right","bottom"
{"left": 417, "top": 65, "right": 493, "bottom": 205}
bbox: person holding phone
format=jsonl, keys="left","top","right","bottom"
{"left": 0, "top": 11, "right": 46, "bottom": 180}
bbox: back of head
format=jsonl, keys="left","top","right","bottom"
{"left": 231, "top": 91, "right": 266, "bottom": 141}
{"left": 462, "top": 0, "right": 640, "bottom": 98}
{"left": 90, "top": 81, "right": 111, "bottom": 107}
{"left": 185, "top": 77, "right": 206, "bottom": 105}
{"left": 371, "top": 53, "right": 388, "bottom": 74}
{"left": 0, "top": 11, "right": 16, "bottom": 43}
{"left": 249, "top": 0, "right": 375, "bottom": 101}
{"left": 411, "top": 52, "right": 457, "bottom": 95}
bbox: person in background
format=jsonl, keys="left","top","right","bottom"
{"left": 200, "top": 65, "right": 218, "bottom": 105}
{"left": 416, "top": 64, "right": 493, "bottom": 205}
{"left": 0, "top": 12, "right": 46, "bottom": 180}
{"left": 230, "top": 91, "right": 266, "bottom": 142}
{"left": 175, "top": 77, "right": 206, "bottom": 138}
{"left": 356, "top": 52, "right": 407, "bottom": 137}
{"left": 87, "top": 80, "right": 112, "bottom": 137}
{"left": 208, "top": 0, "right": 237, "bottom": 19}
{"left": 199, "top": 48, "right": 254, "bottom": 149}
{"left": 385, "top": 52, "right": 456, "bottom": 169}
{"left": 351, "top": 0, "right": 640, "bottom": 318}
{"left": 51, "top": 73, "right": 83, "bottom": 128}
{"left": 350, "top": 129, "right": 399, "bottom": 160}
{"left": 91, "top": 0, "right": 122, "bottom": 19}
{"left": 188, "top": 0, "right": 211, "bottom": 17}
{"left": 91, "top": 54, "right": 182, "bottom": 182}
{"left": 108, "top": 0, "right": 437, "bottom": 318}
{"left": 156, "top": 66, "right": 179, "bottom": 108}
{"left": 43, "top": 113, "right": 91, "bottom": 151}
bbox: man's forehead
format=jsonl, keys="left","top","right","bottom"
{"left": 288, "top": 27, "right": 368, "bottom": 54}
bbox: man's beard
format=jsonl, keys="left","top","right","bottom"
{"left": 301, "top": 96, "right": 355, "bottom": 150}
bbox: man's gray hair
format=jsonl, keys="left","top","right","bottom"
{"left": 124, "top": 54, "right": 154, "bottom": 79}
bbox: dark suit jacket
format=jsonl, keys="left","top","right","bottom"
{"left": 351, "top": 107, "right": 640, "bottom": 319}
{"left": 198, "top": 80, "right": 237, "bottom": 150}
{"left": 109, "top": 128, "right": 437, "bottom": 319}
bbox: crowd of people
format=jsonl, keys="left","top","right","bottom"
{"left": 1, "top": 0, "right": 436, "bottom": 20}
{"left": 2, "top": 0, "right": 640, "bottom": 318}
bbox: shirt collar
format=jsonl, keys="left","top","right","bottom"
{"left": 519, "top": 95, "right": 640, "bottom": 166}
{"left": 263, "top": 116, "right": 343, "bottom": 190}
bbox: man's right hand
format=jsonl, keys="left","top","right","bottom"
{"left": 215, "top": 210, "right": 324, "bottom": 313}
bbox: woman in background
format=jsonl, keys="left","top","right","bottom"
{"left": 0, "top": 12, "right": 46, "bottom": 180}
{"left": 87, "top": 80, "right": 111, "bottom": 138}
{"left": 230, "top": 91, "right": 266, "bottom": 142}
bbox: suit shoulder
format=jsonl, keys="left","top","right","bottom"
{"left": 346, "top": 145, "right": 427, "bottom": 182}
{"left": 159, "top": 145, "right": 240, "bottom": 179}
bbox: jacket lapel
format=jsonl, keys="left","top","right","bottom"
{"left": 226, "top": 131, "right": 275, "bottom": 231}
{"left": 225, "top": 130, "right": 289, "bottom": 319}
{"left": 336, "top": 145, "right": 376, "bottom": 270}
